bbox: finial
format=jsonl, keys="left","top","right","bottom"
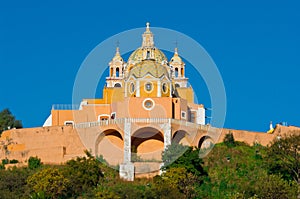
{"left": 174, "top": 41, "right": 178, "bottom": 54}
{"left": 146, "top": 22, "right": 150, "bottom": 32}
{"left": 175, "top": 47, "right": 178, "bottom": 55}
{"left": 115, "top": 40, "right": 120, "bottom": 55}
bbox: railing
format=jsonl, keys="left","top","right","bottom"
{"left": 52, "top": 104, "right": 80, "bottom": 110}
{"left": 74, "top": 118, "right": 220, "bottom": 134}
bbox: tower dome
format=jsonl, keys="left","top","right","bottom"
{"left": 127, "top": 22, "right": 168, "bottom": 65}
{"left": 170, "top": 47, "right": 182, "bottom": 63}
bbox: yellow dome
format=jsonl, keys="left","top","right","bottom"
{"left": 112, "top": 47, "right": 123, "bottom": 62}
{"left": 128, "top": 59, "right": 169, "bottom": 78}
{"left": 128, "top": 47, "right": 167, "bottom": 64}
{"left": 170, "top": 48, "right": 182, "bottom": 63}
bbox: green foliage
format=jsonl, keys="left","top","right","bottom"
{"left": 162, "top": 143, "right": 207, "bottom": 177}
{"left": 155, "top": 167, "right": 200, "bottom": 198}
{"left": 162, "top": 143, "right": 187, "bottom": 167}
{"left": 0, "top": 135, "right": 299, "bottom": 198}
{"left": 9, "top": 159, "right": 18, "bottom": 164}
{"left": 0, "top": 167, "right": 33, "bottom": 199}
{"left": 266, "top": 133, "right": 300, "bottom": 183}
{"left": 96, "top": 154, "right": 109, "bottom": 165}
{"left": 27, "top": 167, "right": 70, "bottom": 198}
{"left": 0, "top": 108, "right": 22, "bottom": 134}
{"left": 1, "top": 158, "right": 18, "bottom": 165}
{"left": 28, "top": 156, "right": 42, "bottom": 169}
{"left": 224, "top": 131, "right": 235, "bottom": 147}
{"left": 2, "top": 158, "right": 9, "bottom": 165}
{"left": 63, "top": 155, "right": 104, "bottom": 197}
{"left": 252, "top": 173, "right": 298, "bottom": 199}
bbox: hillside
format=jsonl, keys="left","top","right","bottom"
{"left": 0, "top": 131, "right": 299, "bottom": 198}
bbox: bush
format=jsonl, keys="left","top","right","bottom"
{"left": 1, "top": 159, "right": 9, "bottom": 165}
{"left": 9, "top": 159, "right": 18, "bottom": 164}
{"left": 63, "top": 155, "right": 104, "bottom": 197}
{"left": 27, "top": 167, "right": 70, "bottom": 198}
{"left": 224, "top": 131, "right": 235, "bottom": 147}
{"left": 28, "top": 156, "right": 42, "bottom": 169}
{"left": 0, "top": 167, "right": 33, "bottom": 199}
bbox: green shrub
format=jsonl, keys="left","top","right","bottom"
{"left": 28, "top": 156, "right": 42, "bottom": 169}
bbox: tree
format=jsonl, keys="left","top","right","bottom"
{"left": 155, "top": 167, "right": 199, "bottom": 198}
{"left": 162, "top": 143, "right": 207, "bottom": 177}
{"left": 224, "top": 131, "right": 236, "bottom": 147}
{"left": 266, "top": 132, "right": 300, "bottom": 184}
{"left": 63, "top": 153, "right": 104, "bottom": 197}
{"left": 253, "top": 173, "right": 298, "bottom": 199}
{"left": 0, "top": 109, "right": 22, "bottom": 135}
{"left": 0, "top": 167, "right": 33, "bottom": 199}
{"left": 27, "top": 167, "right": 70, "bottom": 199}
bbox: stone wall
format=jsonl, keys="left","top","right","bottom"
{"left": 0, "top": 126, "right": 86, "bottom": 164}
{"left": 0, "top": 123, "right": 299, "bottom": 166}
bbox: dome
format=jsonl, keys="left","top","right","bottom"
{"left": 170, "top": 48, "right": 182, "bottom": 63}
{"left": 112, "top": 47, "right": 123, "bottom": 62}
{"left": 128, "top": 59, "right": 169, "bottom": 79}
{"left": 127, "top": 47, "right": 167, "bottom": 64}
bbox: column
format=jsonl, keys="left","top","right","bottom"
{"left": 136, "top": 81, "right": 140, "bottom": 97}
{"left": 196, "top": 107, "right": 205, "bottom": 125}
{"left": 157, "top": 81, "right": 161, "bottom": 97}
{"left": 119, "top": 119, "right": 134, "bottom": 181}
{"left": 163, "top": 119, "right": 172, "bottom": 150}
{"left": 125, "top": 82, "right": 128, "bottom": 97}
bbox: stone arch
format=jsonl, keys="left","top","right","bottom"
{"left": 198, "top": 135, "right": 214, "bottom": 149}
{"left": 172, "top": 130, "right": 189, "bottom": 145}
{"left": 95, "top": 129, "right": 123, "bottom": 165}
{"left": 131, "top": 127, "right": 164, "bottom": 161}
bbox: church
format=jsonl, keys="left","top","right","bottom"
{"left": 1, "top": 23, "right": 297, "bottom": 181}
{"left": 43, "top": 23, "right": 210, "bottom": 180}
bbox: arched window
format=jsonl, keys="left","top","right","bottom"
{"left": 175, "top": 68, "right": 179, "bottom": 77}
{"left": 98, "top": 114, "right": 110, "bottom": 121}
{"left": 64, "top": 121, "right": 74, "bottom": 126}
{"left": 130, "top": 83, "right": 135, "bottom": 93}
{"left": 116, "top": 67, "right": 120, "bottom": 77}
{"left": 145, "top": 82, "right": 153, "bottom": 92}
{"left": 110, "top": 68, "right": 113, "bottom": 77}
{"left": 114, "top": 83, "right": 121, "bottom": 87}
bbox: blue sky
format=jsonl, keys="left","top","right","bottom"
{"left": 0, "top": 1, "right": 299, "bottom": 132}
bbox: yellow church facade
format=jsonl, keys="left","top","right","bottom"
{"left": 43, "top": 23, "right": 207, "bottom": 180}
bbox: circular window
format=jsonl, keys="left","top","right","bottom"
{"left": 130, "top": 82, "right": 135, "bottom": 93}
{"left": 162, "top": 83, "right": 168, "bottom": 93}
{"left": 142, "top": 98, "right": 155, "bottom": 110}
{"left": 145, "top": 82, "right": 153, "bottom": 92}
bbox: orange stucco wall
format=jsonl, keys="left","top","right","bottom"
{"left": 0, "top": 123, "right": 299, "bottom": 167}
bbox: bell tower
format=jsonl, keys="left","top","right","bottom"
{"left": 106, "top": 47, "right": 126, "bottom": 87}
{"left": 141, "top": 22, "right": 156, "bottom": 60}
{"left": 169, "top": 48, "right": 188, "bottom": 88}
